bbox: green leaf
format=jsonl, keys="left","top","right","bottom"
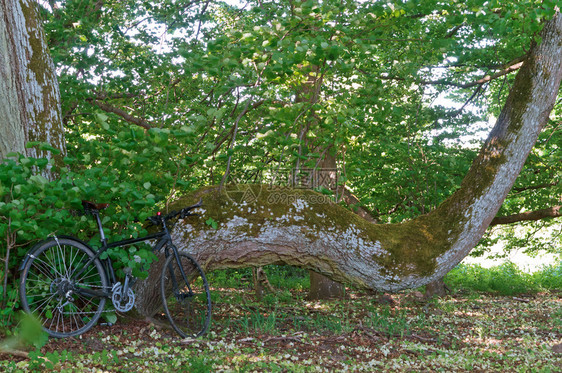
{"left": 104, "top": 313, "right": 117, "bottom": 324}
{"left": 205, "top": 217, "right": 218, "bottom": 229}
{"left": 96, "top": 113, "right": 110, "bottom": 130}
{"left": 29, "top": 175, "right": 48, "bottom": 186}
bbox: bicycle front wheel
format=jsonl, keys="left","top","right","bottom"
{"left": 160, "top": 252, "right": 211, "bottom": 338}
{"left": 19, "top": 237, "right": 108, "bottom": 338}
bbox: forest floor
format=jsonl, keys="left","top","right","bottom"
{"left": 1, "top": 288, "right": 561, "bottom": 372}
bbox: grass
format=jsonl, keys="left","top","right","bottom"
{"left": 206, "top": 265, "right": 309, "bottom": 291}
{"left": 1, "top": 263, "right": 561, "bottom": 371}
{"left": 208, "top": 261, "right": 562, "bottom": 297}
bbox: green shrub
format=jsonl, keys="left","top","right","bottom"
{"left": 265, "top": 265, "right": 308, "bottom": 290}
{"left": 0, "top": 152, "right": 167, "bottom": 332}
{"left": 531, "top": 262, "right": 562, "bottom": 289}
{"left": 445, "top": 261, "right": 561, "bottom": 295}
{"left": 207, "top": 268, "right": 254, "bottom": 289}
{"left": 207, "top": 265, "right": 309, "bottom": 291}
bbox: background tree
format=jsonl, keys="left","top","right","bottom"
{"left": 0, "top": 0, "right": 65, "bottom": 163}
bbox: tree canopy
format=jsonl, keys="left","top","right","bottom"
{"left": 40, "top": 0, "right": 560, "bottom": 254}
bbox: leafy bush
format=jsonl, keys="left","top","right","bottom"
{"left": 207, "top": 265, "right": 309, "bottom": 292}
{"left": 207, "top": 268, "right": 254, "bottom": 289}
{"left": 0, "top": 150, "right": 167, "bottom": 333}
{"left": 531, "top": 262, "right": 562, "bottom": 289}
{"left": 1, "top": 121, "right": 203, "bottom": 332}
{"left": 265, "top": 265, "right": 308, "bottom": 291}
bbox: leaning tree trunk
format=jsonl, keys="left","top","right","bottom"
{"left": 0, "top": 0, "right": 65, "bottom": 162}
{"left": 134, "top": 12, "right": 562, "bottom": 317}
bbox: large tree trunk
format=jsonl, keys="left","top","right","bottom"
{"left": 307, "top": 152, "right": 346, "bottom": 299}
{"left": 0, "top": 0, "right": 65, "bottom": 162}
{"left": 134, "top": 12, "right": 562, "bottom": 316}
{"left": 292, "top": 59, "right": 347, "bottom": 299}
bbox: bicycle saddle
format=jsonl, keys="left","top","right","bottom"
{"left": 82, "top": 200, "right": 109, "bottom": 210}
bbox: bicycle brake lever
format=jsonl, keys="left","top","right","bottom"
{"left": 147, "top": 216, "right": 160, "bottom": 226}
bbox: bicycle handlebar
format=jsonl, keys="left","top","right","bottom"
{"left": 147, "top": 198, "right": 203, "bottom": 226}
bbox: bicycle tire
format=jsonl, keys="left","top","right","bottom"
{"left": 19, "top": 237, "right": 108, "bottom": 338}
{"left": 160, "top": 251, "right": 211, "bottom": 338}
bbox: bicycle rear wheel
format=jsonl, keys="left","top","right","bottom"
{"left": 160, "top": 252, "right": 211, "bottom": 338}
{"left": 19, "top": 237, "right": 108, "bottom": 338}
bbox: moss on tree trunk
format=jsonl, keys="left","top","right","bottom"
{"left": 0, "top": 0, "right": 65, "bottom": 165}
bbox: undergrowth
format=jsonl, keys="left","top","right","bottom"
{"left": 444, "top": 261, "right": 562, "bottom": 295}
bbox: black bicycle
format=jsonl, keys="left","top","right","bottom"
{"left": 18, "top": 199, "right": 211, "bottom": 339}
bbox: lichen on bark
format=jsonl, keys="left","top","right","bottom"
{"left": 0, "top": 0, "right": 65, "bottom": 164}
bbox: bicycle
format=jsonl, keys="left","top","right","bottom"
{"left": 18, "top": 199, "right": 211, "bottom": 339}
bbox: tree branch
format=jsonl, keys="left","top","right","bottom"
{"left": 341, "top": 188, "right": 379, "bottom": 223}
{"left": 365, "top": 55, "right": 526, "bottom": 88}
{"left": 512, "top": 181, "right": 559, "bottom": 194}
{"left": 94, "top": 91, "right": 140, "bottom": 100}
{"left": 89, "top": 99, "right": 152, "bottom": 130}
{"left": 448, "top": 84, "right": 483, "bottom": 116}
{"left": 490, "top": 206, "right": 562, "bottom": 226}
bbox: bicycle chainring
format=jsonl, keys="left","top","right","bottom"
{"left": 111, "top": 284, "right": 135, "bottom": 312}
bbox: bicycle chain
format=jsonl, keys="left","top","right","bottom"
{"left": 55, "top": 283, "right": 117, "bottom": 315}
{"left": 57, "top": 305, "right": 115, "bottom": 316}
{"left": 57, "top": 285, "right": 139, "bottom": 315}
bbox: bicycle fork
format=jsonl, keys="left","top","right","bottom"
{"left": 165, "top": 254, "right": 194, "bottom": 300}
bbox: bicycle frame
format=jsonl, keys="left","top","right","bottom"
{"left": 71, "top": 210, "right": 171, "bottom": 298}
{"left": 70, "top": 208, "right": 195, "bottom": 302}
{"left": 18, "top": 198, "right": 209, "bottom": 339}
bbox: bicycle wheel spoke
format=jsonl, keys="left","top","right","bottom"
{"left": 30, "top": 256, "right": 59, "bottom": 280}
{"left": 29, "top": 292, "right": 58, "bottom": 315}
{"left": 47, "top": 308, "right": 58, "bottom": 332}
{"left": 20, "top": 238, "right": 108, "bottom": 338}
{"left": 42, "top": 248, "right": 62, "bottom": 278}
{"left": 67, "top": 305, "right": 82, "bottom": 331}
{"left": 24, "top": 276, "right": 52, "bottom": 286}
{"left": 27, "top": 289, "right": 56, "bottom": 307}
{"left": 76, "top": 268, "right": 102, "bottom": 284}
{"left": 68, "top": 250, "right": 90, "bottom": 280}
{"left": 57, "top": 242, "right": 71, "bottom": 279}
{"left": 75, "top": 292, "right": 98, "bottom": 311}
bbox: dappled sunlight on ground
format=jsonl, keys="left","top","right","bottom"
{"left": 1, "top": 290, "right": 561, "bottom": 371}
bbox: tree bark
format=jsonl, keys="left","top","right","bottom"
{"left": 133, "top": 12, "right": 562, "bottom": 317}
{"left": 292, "top": 59, "right": 346, "bottom": 299}
{"left": 0, "top": 0, "right": 65, "bottom": 162}
{"left": 307, "top": 152, "right": 346, "bottom": 299}
{"left": 424, "top": 277, "right": 448, "bottom": 299}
